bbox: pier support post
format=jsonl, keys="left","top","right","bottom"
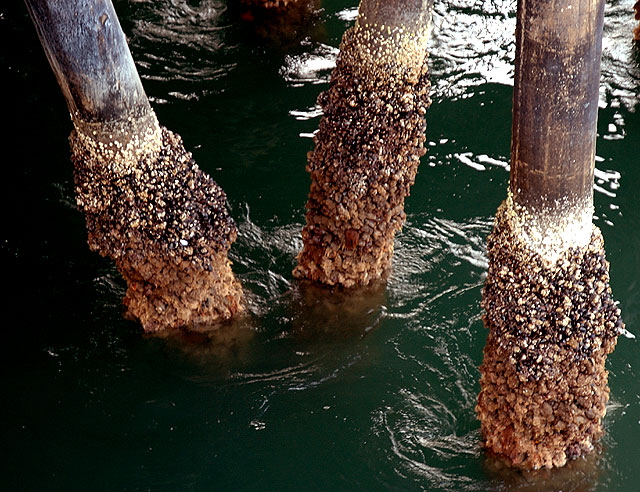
{"left": 476, "top": 0, "right": 623, "bottom": 469}
{"left": 293, "top": 0, "right": 433, "bottom": 287}
{"left": 25, "top": 0, "right": 243, "bottom": 332}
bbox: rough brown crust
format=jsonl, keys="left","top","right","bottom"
{"left": 293, "top": 22, "right": 431, "bottom": 287}
{"left": 477, "top": 198, "right": 622, "bottom": 469}
{"left": 70, "top": 120, "right": 243, "bottom": 332}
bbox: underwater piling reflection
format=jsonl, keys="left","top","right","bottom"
{"left": 634, "top": 1, "right": 640, "bottom": 41}
{"left": 482, "top": 445, "right": 604, "bottom": 492}
{"left": 234, "top": 0, "right": 322, "bottom": 47}
{"left": 287, "top": 279, "right": 387, "bottom": 340}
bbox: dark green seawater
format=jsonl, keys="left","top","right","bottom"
{"left": 2, "top": 1, "right": 640, "bottom": 490}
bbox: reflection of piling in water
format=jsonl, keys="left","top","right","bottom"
{"left": 235, "top": 0, "right": 321, "bottom": 47}
{"left": 240, "top": 0, "right": 303, "bottom": 7}
{"left": 294, "top": 0, "right": 433, "bottom": 288}
{"left": 289, "top": 280, "right": 387, "bottom": 339}
{"left": 634, "top": 1, "right": 640, "bottom": 41}
{"left": 483, "top": 444, "right": 603, "bottom": 492}
{"left": 476, "top": 0, "right": 622, "bottom": 470}
{"left": 25, "top": 0, "right": 243, "bottom": 332}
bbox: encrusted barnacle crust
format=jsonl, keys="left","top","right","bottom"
{"left": 294, "top": 19, "right": 431, "bottom": 287}
{"left": 477, "top": 196, "right": 622, "bottom": 469}
{"left": 71, "top": 116, "right": 243, "bottom": 332}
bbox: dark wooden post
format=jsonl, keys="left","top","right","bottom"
{"left": 476, "top": 0, "right": 623, "bottom": 469}
{"left": 293, "top": 0, "right": 433, "bottom": 287}
{"left": 511, "top": 0, "right": 603, "bottom": 220}
{"left": 25, "top": 0, "right": 243, "bottom": 331}
{"left": 24, "top": 0, "right": 150, "bottom": 129}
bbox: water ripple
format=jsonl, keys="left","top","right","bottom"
{"left": 429, "top": 0, "right": 640, "bottom": 111}
{"left": 229, "top": 208, "right": 302, "bottom": 317}
{"left": 125, "top": 0, "right": 235, "bottom": 96}
{"left": 372, "top": 390, "right": 482, "bottom": 491}
{"left": 229, "top": 359, "right": 318, "bottom": 386}
{"left": 388, "top": 214, "right": 491, "bottom": 318}
{"left": 280, "top": 41, "right": 338, "bottom": 86}
{"left": 429, "top": 0, "right": 516, "bottom": 100}
{"left": 601, "top": 0, "right": 640, "bottom": 110}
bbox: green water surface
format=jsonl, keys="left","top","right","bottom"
{"left": 1, "top": 1, "right": 640, "bottom": 490}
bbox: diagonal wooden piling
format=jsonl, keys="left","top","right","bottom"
{"left": 476, "top": 0, "right": 623, "bottom": 469}
{"left": 294, "top": 0, "right": 433, "bottom": 288}
{"left": 25, "top": 0, "right": 243, "bottom": 332}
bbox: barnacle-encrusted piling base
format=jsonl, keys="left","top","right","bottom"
{"left": 477, "top": 197, "right": 622, "bottom": 469}
{"left": 293, "top": 20, "right": 431, "bottom": 287}
{"left": 70, "top": 115, "right": 243, "bottom": 332}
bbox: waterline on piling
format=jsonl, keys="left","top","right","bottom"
{"left": 504, "top": 192, "right": 594, "bottom": 267}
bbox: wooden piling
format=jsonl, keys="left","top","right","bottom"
{"left": 293, "top": 0, "right": 433, "bottom": 288}
{"left": 25, "top": 0, "right": 243, "bottom": 332}
{"left": 510, "top": 0, "right": 603, "bottom": 212}
{"left": 24, "top": 0, "right": 150, "bottom": 128}
{"left": 476, "top": 0, "right": 623, "bottom": 469}
{"left": 509, "top": 0, "right": 604, "bottom": 255}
